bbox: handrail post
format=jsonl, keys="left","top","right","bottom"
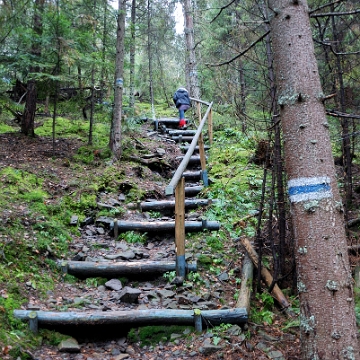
{"left": 198, "top": 133, "right": 208, "bottom": 187}
{"left": 175, "top": 176, "right": 186, "bottom": 279}
{"left": 208, "top": 108, "right": 213, "bottom": 144}
{"left": 196, "top": 102, "right": 202, "bottom": 125}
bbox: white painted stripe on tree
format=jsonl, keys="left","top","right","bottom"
{"left": 288, "top": 176, "right": 333, "bottom": 203}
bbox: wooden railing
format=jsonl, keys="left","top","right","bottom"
{"left": 165, "top": 98, "right": 213, "bottom": 280}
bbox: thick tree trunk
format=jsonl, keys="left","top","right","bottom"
{"left": 269, "top": 1, "right": 359, "bottom": 358}
{"left": 183, "top": 0, "right": 200, "bottom": 99}
{"left": 109, "top": 0, "right": 126, "bottom": 159}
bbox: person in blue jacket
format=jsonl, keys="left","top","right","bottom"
{"left": 173, "top": 87, "right": 191, "bottom": 129}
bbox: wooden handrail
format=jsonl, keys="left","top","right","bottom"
{"left": 189, "top": 97, "right": 211, "bottom": 106}
{"left": 165, "top": 101, "right": 213, "bottom": 196}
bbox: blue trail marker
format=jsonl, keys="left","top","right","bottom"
{"left": 288, "top": 176, "right": 332, "bottom": 203}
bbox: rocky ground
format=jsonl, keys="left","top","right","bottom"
{"left": 0, "top": 121, "right": 301, "bottom": 359}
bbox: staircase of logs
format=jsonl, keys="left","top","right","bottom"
{"left": 14, "top": 97, "right": 249, "bottom": 334}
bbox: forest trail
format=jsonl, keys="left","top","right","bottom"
{"left": 3, "top": 117, "right": 301, "bottom": 360}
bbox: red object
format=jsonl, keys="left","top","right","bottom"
{"left": 179, "top": 119, "right": 186, "bottom": 128}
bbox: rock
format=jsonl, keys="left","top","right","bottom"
{"left": 70, "top": 215, "right": 78, "bottom": 226}
{"left": 268, "top": 350, "right": 285, "bottom": 360}
{"left": 81, "top": 217, "right": 94, "bottom": 226}
{"left": 104, "top": 253, "right": 124, "bottom": 260}
{"left": 58, "top": 338, "right": 80, "bottom": 353}
{"left": 95, "top": 216, "right": 113, "bottom": 227}
{"left": 218, "top": 272, "right": 229, "bottom": 281}
{"left": 201, "top": 343, "right": 224, "bottom": 356}
{"left": 105, "top": 279, "right": 123, "bottom": 291}
{"left": 96, "top": 227, "right": 105, "bottom": 235}
{"left": 71, "top": 252, "right": 86, "bottom": 261}
{"left": 118, "top": 193, "right": 126, "bottom": 202}
{"left": 109, "top": 198, "right": 121, "bottom": 206}
{"left": 113, "top": 355, "right": 130, "bottom": 360}
{"left": 256, "top": 342, "right": 269, "bottom": 352}
{"left": 156, "top": 148, "right": 166, "bottom": 156}
{"left": 119, "top": 250, "right": 136, "bottom": 260}
{"left": 176, "top": 295, "right": 192, "bottom": 305}
{"left": 226, "top": 324, "right": 242, "bottom": 336}
{"left": 118, "top": 287, "right": 142, "bottom": 303}
{"left": 156, "top": 289, "right": 175, "bottom": 298}
{"left": 116, "top": 242, "right": 129, "bottom": 251}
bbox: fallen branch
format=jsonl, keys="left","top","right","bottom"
{"left": 236, "top": 253, "right": 253, "bottom": 314}
{"left": 240, "top": 237, "right": 292, "bottom": 313}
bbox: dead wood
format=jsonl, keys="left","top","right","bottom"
{"left": 236, "top": 252, "right": 253, "bottom": 314}
{"left": 240, "top": 237, "right": 293, "bottom": 314}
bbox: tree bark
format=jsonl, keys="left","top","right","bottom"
{"left": 109, "top": 0, "right": 126, "bottom": 159}
{"left": 129, "top": 0, "right": 136, "bottom": 110}
{"left": 269, "top": 0, "right": 359, "bottom": 358}
{"left": 22, "top": 0, "right": 45, "bottom": 136}
{"left": 183, "top": 0, "right": 200, "bottom": 99}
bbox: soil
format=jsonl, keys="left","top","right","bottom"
{"left": 0, "top": 122, "right": 302, "bottom": 360}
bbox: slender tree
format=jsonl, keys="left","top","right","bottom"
{"left": 129, "top": 0, "right": 136, "bottom": 110}
{"left": 22, "top": 0, "right": 45, "bottom": 136}
{"left": 183, "top": 0, "right": 200, "bottom": 99}
{"left": 269, "top": 0, "right": 359, "bottom": 358}
{"left": 109, "top": 0, "right": 126, "bottom": 159}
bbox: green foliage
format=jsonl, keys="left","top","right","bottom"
{"left": 251, "top": 292, "right": 275, "bottom": 325}
{"left": 127, "top": 325, "right": 191, "bottom": 347}
{"left": 40, "top": 329, "right": 69, "bottom": 346}
{"left": 118, "top": 231, "right": 147, "bottom": 244}
{"left": 148, "top": 211, "right": 162, "bottom": 219}
{"left": 85, "top": 277, "right": 107, "bottom": 288}
{"left": 163, "top": 271, "right": 176, "bottom": 283}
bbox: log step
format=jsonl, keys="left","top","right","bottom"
{"left": 14, "top": 308, "right": 248, "bottom": 328}
{"left": 181, "top": 145, "right": 210, "bottom": 153}
{"left": 127, "top": 198, "right": 215, "bottom": 211}
{"left": 185, "top": 186, "right": 203, "bottom": 197}
{"left": 172, "top": 136, "right": 194, "bottom": 143}
{"left": 115, "top": 220, "right": 220, "bottom": 233}
{"left": 63, "top": 260, "right": 197, "bottom": 278}
{"left": 168, "top": 130, "right": 197, "bottom": 136}
{"left": 176, "top": 155, "right": 206, "bottom": 165}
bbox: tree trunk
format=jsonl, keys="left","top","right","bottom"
{"left": 22, "top": 0, "right": 45, "bottom": 136}
{"left": 331, "top": 9, "right": 352, "bottom": 217}
{"left": 22, "top": 79, "right": 36, "bottom": 137}
{"left": 129, "top": 0, "right": 136, "bottom": 110}
{"left": 147, "top": 0, "right": 155, "bottom": 119}
{"left": 269, "top": 1, "right": 359, "bottom": 358}
{"left": 109, "top": 0, "right": 126, "bottom": 159}
{"left": 183, "top": 0, "right": 200, "bottom": 99}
